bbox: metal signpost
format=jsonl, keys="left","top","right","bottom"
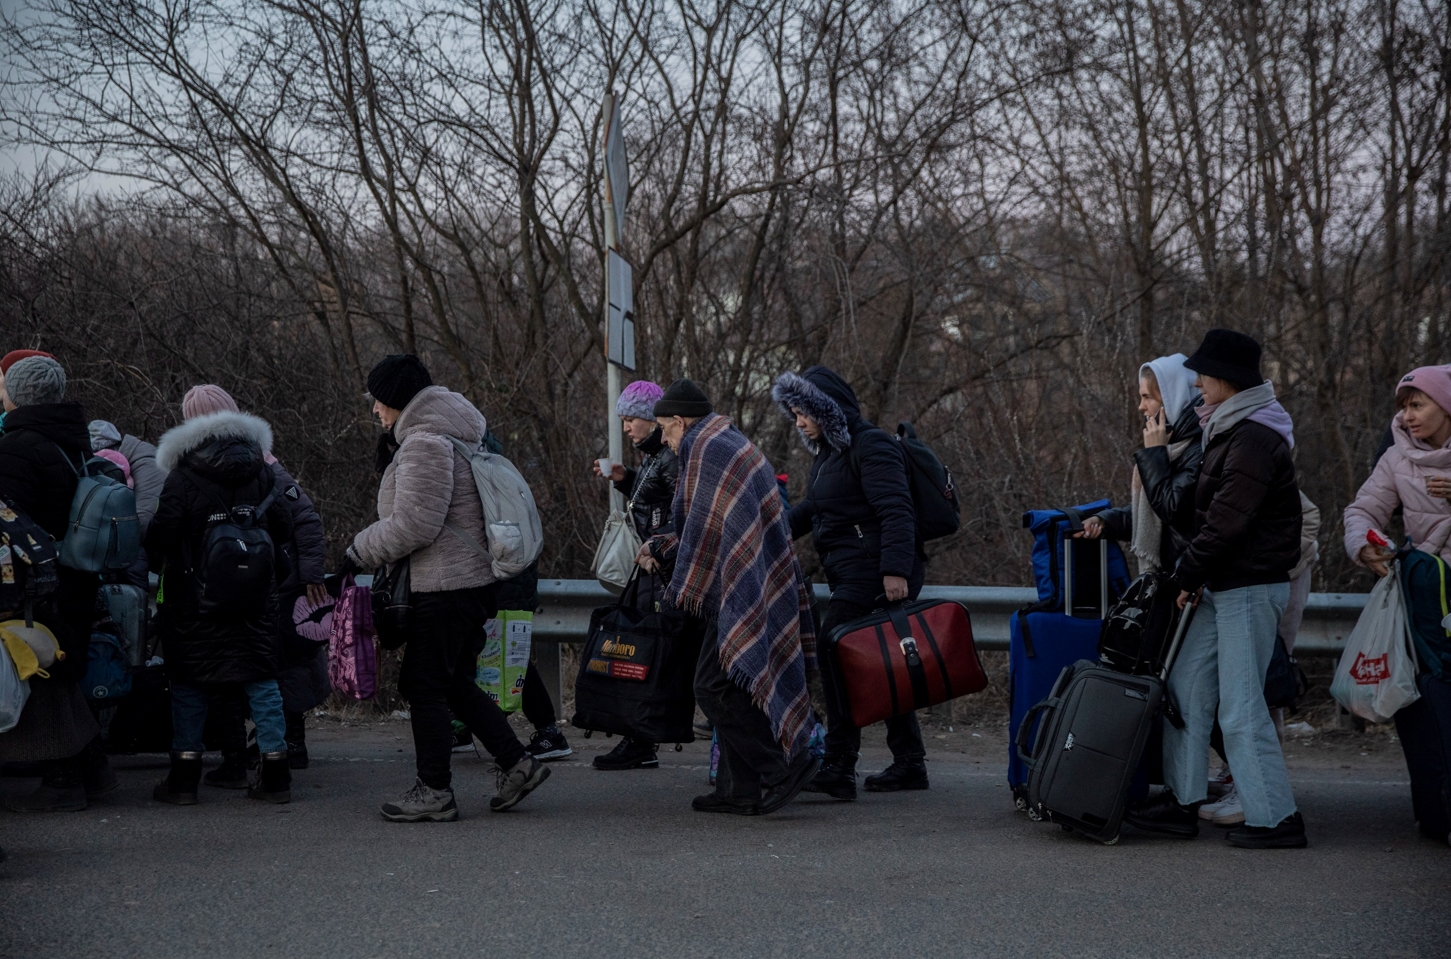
{"left": 601, "top": 91, "right": 633, "bottom": 510}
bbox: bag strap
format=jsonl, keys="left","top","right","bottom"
{"left": 625, "top": 454, "right": 659, "bottom": 513}
{"left": 886, "top": 605, "right": 932, "bottom": 711}
{"left": 443, "top": 519, "right": 492, "bottom": 561}
{"left": 49, "top": 441, "right": 90, "bottom": 479}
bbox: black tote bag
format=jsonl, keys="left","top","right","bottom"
{"left": 571, "top": 571, "right": 704, "bottom": 743}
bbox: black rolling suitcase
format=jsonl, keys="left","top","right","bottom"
{"left": 1015, "top": 600, "right": 1196, "bottom": 844}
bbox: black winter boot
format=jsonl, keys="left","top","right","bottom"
{"left": 248, "top": 751, "right": 292, "bottom": 804}
{"left": 153, "top": 752, "right": 204, "bottom": 806}
{"left": 203, "top": 751, "right": 251, "bottom": 789}
{"left": 80, "top": 736, "right": 119, "bottom": 797}
{"left": 864, "top": 757, "right": 929, "bottom": 792}
{"left": 5, "top": 757, "right": 87, "bottom": 812}
{"left": 802, "top": 757, "right": 858, "bottom": 800}
{"left": 1124, "top": 791, "right": 1201, "bottom": 839}
{"left": 285, "top": 711, "right": 309, "bottom": 769}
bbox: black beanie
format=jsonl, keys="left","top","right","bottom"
{"left": 653, "top": 378, "right": 712, "bottom": 418}
{"left": 366, "top": 354, "right": 432, "bottom": 410}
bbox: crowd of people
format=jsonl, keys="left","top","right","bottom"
{"left": 0, "top": 326, "right": 1447, "bottom": 853}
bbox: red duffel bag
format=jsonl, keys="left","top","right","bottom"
{"left": 825, "top": 599, "right": 988, "bottom": 727}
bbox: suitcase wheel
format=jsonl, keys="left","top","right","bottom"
{"left": 674, "top": 743, "right": 683, "bottom": 752}
{"left": 1026, "top": 806, "right": 1043, "bottom": 823}
{"left": 1102, "top": 835, "right": 1120, "bottom": 846}
{"left": 1014, "top": 795, "right": 1028, "bottom": 813}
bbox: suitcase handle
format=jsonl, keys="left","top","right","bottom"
{"left": 1013, "top": 696, "right": 1059, "bottom": 772}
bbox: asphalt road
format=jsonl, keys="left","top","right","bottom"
{"left": 1, "top": 719, "right": 1446, "bottom": 959}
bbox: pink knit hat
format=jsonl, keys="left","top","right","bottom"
{"left": 181, "top": 384, "right": 239, "bottom": 420}
{"left": 1396, "top": 366, "right": 1451, "bottom": 418}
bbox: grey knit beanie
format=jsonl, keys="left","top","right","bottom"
{"left": 5, "top": 355, "right": 67, "bottom": 406}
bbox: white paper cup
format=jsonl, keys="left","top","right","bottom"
{"left": 597, "top": 457, "right": 612, "bottom": 477}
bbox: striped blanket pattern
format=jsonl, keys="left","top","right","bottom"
{"left": 666, "top": 413, "right": 817, "bottom": 753}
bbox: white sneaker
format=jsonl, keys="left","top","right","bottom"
{"left": 1199, "top": 785, "right": 1239, "bottom": 821}
{"left": 1211, "top": 788, "right": 1245, "bottom": 826}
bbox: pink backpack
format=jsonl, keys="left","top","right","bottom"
{"left": 328, "top": 575, "right": 377, "bottom": 699}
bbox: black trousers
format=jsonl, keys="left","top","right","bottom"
{"left": 1395, "top": 671, "right": 1451, "bottom": 838}
{"left": 694, "top": 620, "right": 788, "bottom": 801}
{"left": 818, "top": 598, "right": 926, "bottom": 767}
{"left": 399, "top": 585, "right": 525, "bottom": 790}
{"left": 520, "top": 662, "right": 557, "bottom": 730}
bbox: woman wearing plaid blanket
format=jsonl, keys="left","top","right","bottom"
{"left": 638, "top": 379, "right": 822, "bottom": 815}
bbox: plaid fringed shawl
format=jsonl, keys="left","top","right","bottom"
{"left": 666, "top": 413, "right": 817, "bottom": 753}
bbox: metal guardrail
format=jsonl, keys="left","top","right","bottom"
{"left": 533, "top": 580, "right": 1366, "bottom": 656}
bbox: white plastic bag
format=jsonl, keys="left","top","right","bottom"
{"left": 0, "top": 642, "right": 29, "bottom": 734}
{"left": 1330, "top": 568, "right": 1420, "bottom": 722}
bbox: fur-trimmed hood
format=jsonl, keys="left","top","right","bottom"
{"left": 771, "top": 366, "right": 860, "bottom": 454}
{"left": 156, "top": 410, "right": 273, "bottom": 485}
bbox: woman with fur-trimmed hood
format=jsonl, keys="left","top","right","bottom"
{"left": 772, "top": 365, "right": 927, "bottom": 800}
{"left": 146, "top": 407, "right": 295, "bottom": 807}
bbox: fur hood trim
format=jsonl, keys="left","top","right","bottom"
{"left": 771, "top": 371, "right": 851, "bottom": 454}
{"left": 156, "top": 410, "right": 274, "bottom": 472}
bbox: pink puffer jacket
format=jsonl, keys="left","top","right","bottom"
{"left": 1343, "top": 413, "right": 1451, "bottom": 565}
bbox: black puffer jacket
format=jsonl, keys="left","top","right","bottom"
{"left": 1175, "top": 419, "right": 1301, "bottom": 593}
{"left": 0, "top": 402, "right": 101, "bottom": 681}
{"left": 147, "top": 411, "right": 294, "bottom": 685}
{"left": 1095, "top": 400, "right": 1204, "bottom": 571}
{"left": 613, "top": 427, "right": 679, "bottom": 540}
{"left": 775, "top": 366, "right": 923, "bottom": 607}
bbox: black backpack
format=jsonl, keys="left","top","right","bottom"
{"left": 184, "top": 470, "right": 281, "bottom": 617}
{"left": 848, "top": 422, "right": 962, "bottom": 542}
{"left": 894, "top": 422, "right": 960, "bottom": 540}
{"left": 0, "top": 496, "right": 60, "bottom": 622}
{"left": 1097, "top": 571, "right": 1180, "bottom": 674}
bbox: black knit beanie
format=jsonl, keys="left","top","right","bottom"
{"left": 366, "top": 354, "right": 432, "bottom": 411}
{"left": 653, "top": 378, "right": 712, "bottom": 418}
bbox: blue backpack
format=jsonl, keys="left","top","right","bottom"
{"left": 83, "top": 629, "right": 132, "bottom": 701}
{"left": 1021, "top": 501, "right": 1131, "bottom": 613}
{"left": 53, "top": 444, "right": 139, "bottom": 573}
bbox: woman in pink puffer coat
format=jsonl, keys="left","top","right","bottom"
{"left": 1343, "top": 365, "right": 1451, "bottom": 575}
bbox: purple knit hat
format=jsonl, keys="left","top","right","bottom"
{"left": 616, "top": 380, "right": 664, "bottom": 420}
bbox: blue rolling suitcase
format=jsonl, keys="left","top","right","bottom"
{"left": 1007, "top": 501, "right": 1130, "bottom": 814}
{"left": 1008, "top": 611, "right": 1102, "bottom": 812}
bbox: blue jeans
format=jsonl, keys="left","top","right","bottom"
{"left": 1163, "top": 583, "right": 1297, "bottom": 827}
{"left": 171, "top": 680, "right": 286, "bottom": 754}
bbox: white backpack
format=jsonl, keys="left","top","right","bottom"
{"left": 444, "top": 437, "right": 544, "bottom": 579}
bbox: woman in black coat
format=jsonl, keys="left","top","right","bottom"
{"left": 587, "top": 380, "right": 680, "bottom": 770}
{"left": 1078, "top": 354, "right": 1203, "bottom": 573}
{"left": 147, "top": 410, "right": 295, "bottom": 805}
{"left": 0, "top": 354, "right": 115, "bottom": 813}
{"left": 773, "top": 366, "right": 926, "bottom": 800}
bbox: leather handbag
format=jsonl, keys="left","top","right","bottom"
{"left": 370, "top": 558, "right": 413, "bottom": 651}
{"left": 591, "top": 456, "right": 657, "bottom": 594}
{"left": 824, "top": 599, "right": 988, "bottom": 728}
{"left": 590, "top": 508, "right": 640, "bottom": 595}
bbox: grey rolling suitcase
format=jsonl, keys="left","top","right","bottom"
{"left": 1015, "top": 601, "right": 1196, "bottom": 844}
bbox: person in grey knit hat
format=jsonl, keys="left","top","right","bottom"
{"left": 2, "top": 355, "right": 67, "bottom": 409}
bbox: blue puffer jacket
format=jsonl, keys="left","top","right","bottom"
{"left": 774, "top": 366, "right": 923, "bottom": 607}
